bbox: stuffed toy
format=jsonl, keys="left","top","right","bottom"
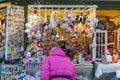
{"left": 35, "top": 30, "right": 42, "bottom": 39}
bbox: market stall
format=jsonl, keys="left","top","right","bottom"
{"left": 23, "top": 4, "right": 98, "bottom": 79}
{"left": 93, "top": 20, "right": 120, "bottom": 80}
{"left": 1, "top": 4, "right": 25, "bottom": 80}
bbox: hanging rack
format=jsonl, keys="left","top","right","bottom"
{"left": 28, "top": 5, "right": 97, "bottom": 9}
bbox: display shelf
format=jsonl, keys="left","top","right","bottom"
{"left": 5, "top": 5, "right": 24, "bottom": 60}
{"left": 94, "top": 29, "right": 120, "bottom": 61}
{"left": 25, "top": 5, "right": 97, "bottom": 63}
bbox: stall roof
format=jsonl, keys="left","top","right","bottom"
{"left": 0, "top": 0, "right": 120, "bottom": 10}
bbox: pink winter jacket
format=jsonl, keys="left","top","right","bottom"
{"left": 40, "top": 47, "right": 76, "bottom": 80}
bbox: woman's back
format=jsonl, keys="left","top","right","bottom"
{"left": 40, "top": 47, "right": 76, "bottom": 80}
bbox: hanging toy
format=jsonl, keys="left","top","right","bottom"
{"left": 25, "top": 29, "right": 30, "bottom": 33}
{"left": 87, "top": 33, "right": 92, "bottom": 38}
{"left": 85, "top": 28, "right": 90, "bottom": 34}
{"left": 68, "top": 20, "right": 74, "bottom": 29}
{"left": 28, "top": 33, "right": 32, "bottom": 41}
{"left": 64, "top": 15, "right": 69, "bottom": 22}
{"left": 23, "top": 58, "right": 30, "bottom": 66}
{"left": 35, "top": 20, "right": 41, "bottom": 30}
{"left": 25, "top": 23, "right": 32, "bottom": 29}
{"left": 68, "top": 13, "right": 72, "bottom": 20}
{"left": 55, "top": 31, "right": 60, "bottom": 38}
{"left": 42, "top": 32, "right": 46, "bottom": 37}
{"left": 35, "top": 30, "right": 42, "bottom": 39}
{"left": 79, "top": 27, "right": 84, "bottom": 33}
{"left": 86, "top": 18, "right": 91, "bottom": 26}
{"left": 75, "top": 15, "right": 80, "bottom": 23}
{"left": 44, "top": 24, "right": 49, "bottom": 30}
{"left": 26, "top": 51, "right": 31, "bottom": 58}
{"left": 50, "top": 11, "right": 57, "bottom": 29}
{"left": 62, "top": 22, "right": 68, "bottom": 29}
{"left": 51, "top": 18, "right": 57, "bottom": 29}
{"left": 82, "top": 15, "right": 86, "bottom": 24}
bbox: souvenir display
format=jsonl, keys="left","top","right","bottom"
{"left": 1, "top": 64, "right": 20, "bottom": 80}
{"left": 23, "top": 5, "right": 98, "bottom": 67}
{"left": 94, "top": 26, "right": 120, "bottom": 63}
{"left": 0, "top": 9, "right": 6, "bottom": 58}
{"left": 96, "top": 20, "right": 117, "bottom": 31}
{"left": 5, "top": 5, "right": 24, "bottom": 60}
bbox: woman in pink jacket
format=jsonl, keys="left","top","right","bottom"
{"left": 40, "top": 47, "right": 76, "bottom": 80}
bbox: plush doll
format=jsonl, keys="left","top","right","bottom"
{"left": 75, "top": 15, "right": 80, "bottom": 23}
{"left": 35, "top": 30, "right": 42, "bottom": 39}
{"left": 62, "top": 22, "right": 69, "bottom": 29}
{"left": 25, "top": 23, "right": 32, "bottom": 33}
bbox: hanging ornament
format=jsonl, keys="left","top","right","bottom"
{"left": 26, "top": 51, "right": 31, "bottom": 58}
{"left": 51, "top": 18, "right": 57, "bottom": 29}
{"left": 82, "top": 15, "right": 86, "bottom": 24}
{"left": 79, "top": 27, "right": 84, "bottom": 33}
{"left": 75, "top": 15, "right": 80, "bottom": 23}
{"left": 60, "top": 36, "right": 64, "bottom": 41}
{"left": 44, "top": 24, "right": 49, "bottom": 30}
{"left": 42, "top": 32, "right": 46, "bottom": 37}
{"left": 68, "top": 20, "right": 74, "bottom": 28}
{"left": 62, "top": 22, "right": 68, "bottom": 29}
{"left": 55, "top": 31, "right": 60, "bottom": 38}
{"left": 25, "top": 29, "right": 30, "bottom": 33}
{"left": 24, "top": 58, "right": 30, "bottom": 66}
{"left": 87, "top": 33, "right": 92, "bottom": 38}
{"left": 28, "top": 33, "right": 32, "bottom": 41}
{"left": 25, "top": 23, "right": 32, "bottom": 29}
{"left": 85, "top": 29, "right": 90, "bottom": 34}
{"left": 31, "top": 32, "right": 35, "bottom": 36}
{"left": 35, "top": 30, "right": 42, "bottom": 39}
{"left": 86, "top": 18, "right": 91, "bottom": 26}
{"left": 64, "top": 16, "right": 69, "bottom": 22}
{"left": 32, "top": 14, "right": 37, "bottom": 20}
{"left": 36, "top": 20, "right": 41, "bottom": 30}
